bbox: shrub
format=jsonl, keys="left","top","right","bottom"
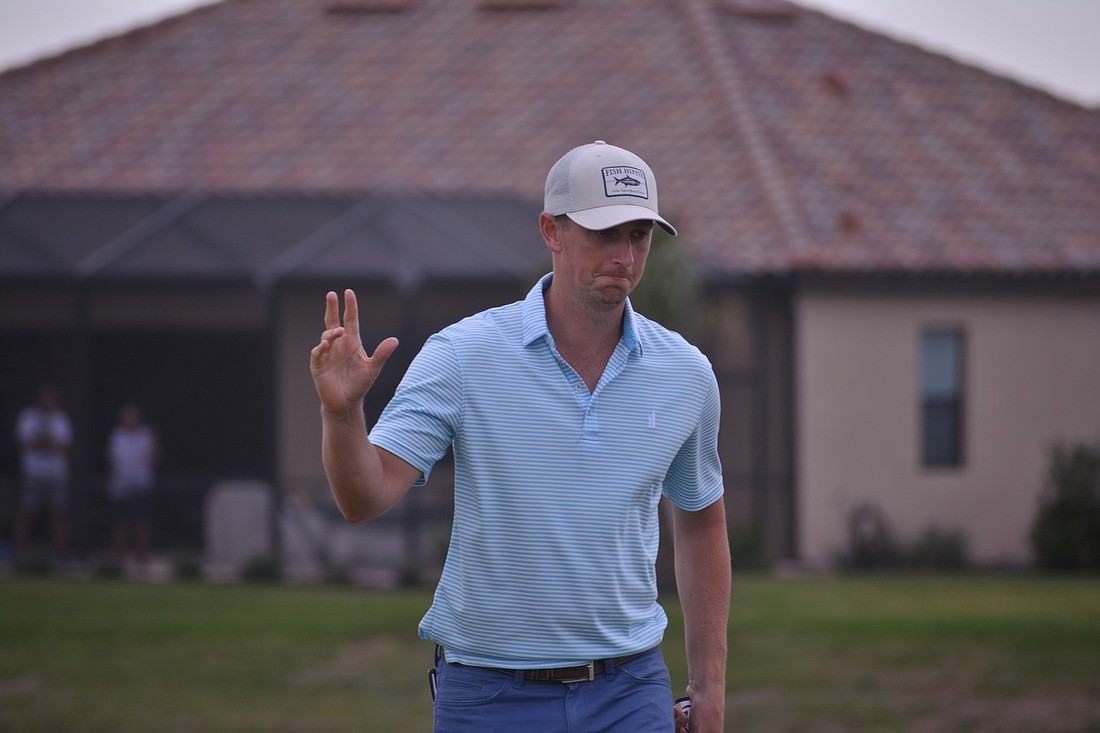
{"left": 728, "top": 520, "right": 769, "bottom": 572}
{"left": 241, "top": 554, "right": 283, "bottom": 583}
{"left": 842, "top": 502, "right": 901, "bottom": 571}
{"left": 91, "top": 554, "right": 125, "bottom": 580}
{"left": 837, "top": 504, "right": 970, "bottom": 572}
{"left": 906, "top": 525, "right": 968, "bottom": 571}
{"left": 397, "top": 564, "right": 423, "bottom": 588}
{"left": 14, "top": 548, "right": 54, "bottom": 577}
{"left": 173, "top": 552, "right": 203, "bottom": 582}
{"left": 323, "top": 563, "right": 352, "bottom": 586}
{"left": 1030, "top": 439, "right": 1100, "bottom": 571}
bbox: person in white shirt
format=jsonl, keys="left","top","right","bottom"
{"left": 14, "top": 385, "right": 72, "bottom": 557}
{"left": 105, "top": 403, "right": 159, "bottom": 562}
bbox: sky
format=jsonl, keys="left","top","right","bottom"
{"left": 0, "top": 0, "right": 1098, "bottom": 107}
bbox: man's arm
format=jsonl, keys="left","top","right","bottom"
{"left": 672, "top": 498, "right": 731, "bottom": 733}
{"left": 319, "top": 403, "right": 421, "bottom": 522}
{"left": 311, "top": 289, "right": 420, "bottom": 522}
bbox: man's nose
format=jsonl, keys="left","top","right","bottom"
{"left": 610, "top": 236, "right": 635, "bottom": 265}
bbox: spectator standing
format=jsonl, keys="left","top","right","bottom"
{"left": 106, "top": 403, "right": 158, "bottom": 563}
{"left": 14, "top": 385, "right": 72, "bottom": 557}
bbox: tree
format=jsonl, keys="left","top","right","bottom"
{"left": 1030, "top": 439, "right": 1100, "bottom": 571}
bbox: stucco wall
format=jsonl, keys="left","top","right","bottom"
{"left": 796, "top": 288, "right": 1100, "bottom": 567}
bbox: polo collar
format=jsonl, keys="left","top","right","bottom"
{"left": 521, "top": 273, "right": 641, "bottom": 355}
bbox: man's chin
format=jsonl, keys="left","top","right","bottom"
{"left": 593, "top": 284, "right": 630, "bottom": 307}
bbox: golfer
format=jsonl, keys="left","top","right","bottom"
{"left": 311, "top": 140, "right": 730, "bottom": 732}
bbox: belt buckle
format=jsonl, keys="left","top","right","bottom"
{"left": 559, "top": 661, "right": 596, "bottom": 684}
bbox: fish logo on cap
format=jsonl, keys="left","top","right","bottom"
{"left": 602, "top": 166, "right": 650, "bottom": 200}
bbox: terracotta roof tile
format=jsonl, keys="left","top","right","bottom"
{"left": 1, "top": 0, "right": 1097, "bottom": 276}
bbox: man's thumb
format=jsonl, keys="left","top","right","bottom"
{"left": 370, "top": 337, "right": 400, "bottom": 367}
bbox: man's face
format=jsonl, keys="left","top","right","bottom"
{"left": 38, "top": 388, "right": 59, "bottom": 412}
{"left": 556, "top": 218, "right": 654, "bottom": 310}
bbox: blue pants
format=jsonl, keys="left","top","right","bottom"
{"left": 432, "top": 646, "right": 675, "bottom": 732}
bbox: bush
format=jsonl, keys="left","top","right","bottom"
{"left": 91, "top": 554, "right": 125, "bottom": 580}
{"left": 322, "top": 563, "right": 352, "bottom": 586}
{"left": 397, "top": 563, "right": 423, "bottom": 588}
{"left": 1030, "top": 439, "right": 1100, "bottom": 571}
{"left": 241, "top": 554, "right": 283, "bottom": 583}
{"left": 838, "top": 503, "right": 969, "bottom": 572}
{"left": 173, "top": 552, "right": 203, "bottom": 582}
{"left": 728, "top": 520, "right": 769, "bottom": 571}
{"left": 906, "top": 525, "right": 968, "bottom": 571}
{"left": 14, "top": 548, "right": 54, "bottom": 577}
{"left": 842, "top": 502, "right": 901, "bottom": 571}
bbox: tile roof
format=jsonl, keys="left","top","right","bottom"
{"left": 1, "top": 0, "right": 1097, "bottom": 277}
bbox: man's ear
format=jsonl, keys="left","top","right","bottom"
{"left": 539, "top": 212, "right": 564, "bottom": 253}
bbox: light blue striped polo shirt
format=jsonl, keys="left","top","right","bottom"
{"left": 369, "top": 273, "right": 723, "bottom": 669}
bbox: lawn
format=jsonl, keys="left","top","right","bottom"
{"left": 1, "top": 575, "right": 1098, "bottom": 732}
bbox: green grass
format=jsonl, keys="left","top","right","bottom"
{"left": 2, "top": 575, "right": 1099, "bottom": 732}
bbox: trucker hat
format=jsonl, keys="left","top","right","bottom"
{"left": 544, "top": 140, "right": 677, "bottom": 236}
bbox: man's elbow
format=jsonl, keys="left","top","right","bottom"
{"left": 336, "top": 500, "right": 385, "bottom": 524}
{"left": 333, "top": 487, "right": 400, "bottom": 524}
{"left": 339, "top": 507, "right": 370, "bottom": 524}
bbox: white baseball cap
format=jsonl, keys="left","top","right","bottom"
{"left": 544, "top": 140, "right": 677, "bottom": 236}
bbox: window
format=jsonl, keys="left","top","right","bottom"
{"left": 920, "top": 329, "right": 964, "bottom": 467}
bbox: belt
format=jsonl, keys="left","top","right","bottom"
{"left": 487, "top": 648, "right": 652, "bottom": 684}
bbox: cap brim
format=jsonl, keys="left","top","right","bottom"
{"left": 567, "top": 205, "right": 677, "bottom": 237}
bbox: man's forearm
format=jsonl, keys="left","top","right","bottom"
{"left": 679, "top": 525, "right": 730, "bottom": 688}
{"left": 674, "top": 500, "right": 731, "bottom": 730}
{"left": 321, "top": 404, "right": 405, "bottom": 522}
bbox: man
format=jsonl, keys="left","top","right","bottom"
{"left": 311, "top": 141, "right": 730, "bottom": 732}
{"left": 105, "top": 403, "right": 159, "bottom": 564}
{"left": 14, "top": 385, "right": 72, "bottom": 557}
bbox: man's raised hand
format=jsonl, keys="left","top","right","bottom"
{"left": 310, "top": 289, "right": 399, "bottom": 417}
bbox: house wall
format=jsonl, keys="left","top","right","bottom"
{"left": 795, "top": 287, "right": 1100, "bottom": 567}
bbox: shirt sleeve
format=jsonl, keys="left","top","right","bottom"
{"left": 661, "top": 367, "right": 724, "bottom": 511}
{"left": 369, "top": 332, "right": 463, "bottom": 486}
{"left": 56, "top": 414, "right": 72, "bottom": 447}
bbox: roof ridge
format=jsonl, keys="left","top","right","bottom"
{"left": 681, "top": 0, "right": 810, "bottom": 253}
{"left": 77, "top": 192, "right": 206, "bottom": 278}
{"left": 255, "top": 197, "right": 386, "bottom": 288}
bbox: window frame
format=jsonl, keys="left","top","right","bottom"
{"left": 919, "top": 326, "right": 966, "bottom": 469}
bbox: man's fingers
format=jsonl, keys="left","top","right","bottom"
{"left": 317, "top": 290, "right": 396, "bottom": 377}
{"left": 323, "top": 291, "right": 340, "bottom": 330}
{"left": 343, "top": 288, "right": 360, "bottom": 336}
{"left": 322, "top": 289, "right": 361, "bottom": 337}
{"left": 311, "top": 327, "right": 339, "bottom": 353}
{"left": 369, "top": 337, "right": 399, "bottom": 369}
